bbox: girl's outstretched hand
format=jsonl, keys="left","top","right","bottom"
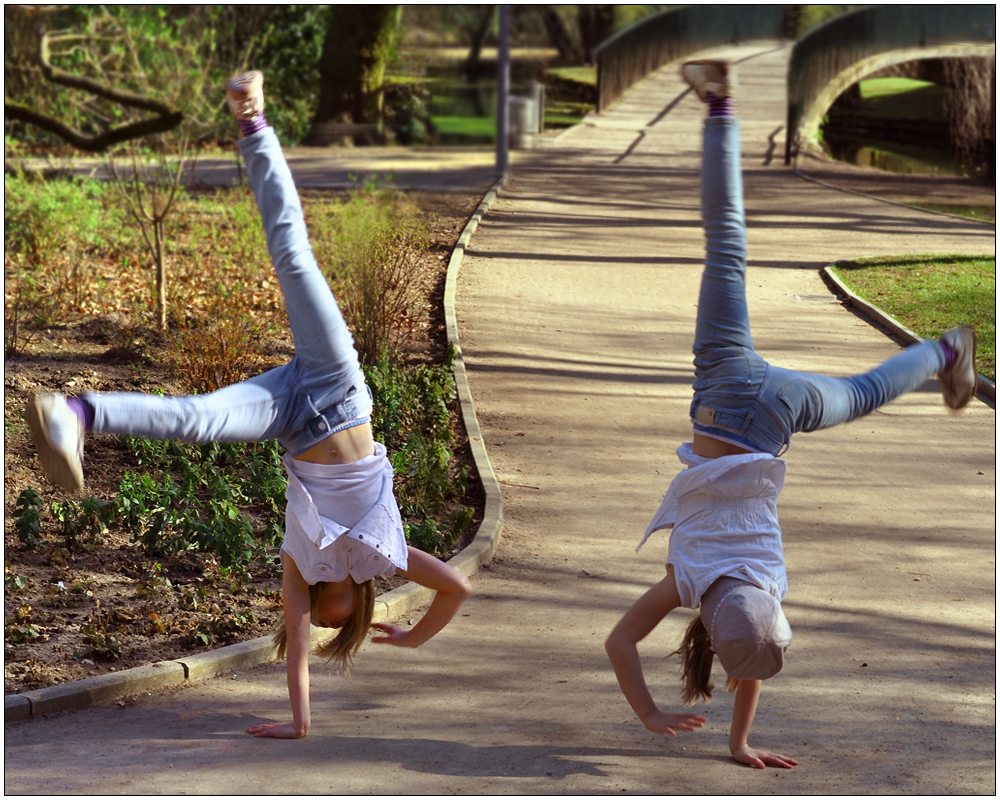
{"left": 731, "top": 743, "right": 798, "bottom": 769}
{"left": 370, "top": 622, "right": 416, "bottom": 648}
{"left": 641, "top": 708, "right": 708, "bottom": 736}
{"left": 247, "top": 721, "right": 307, "bottom": 739}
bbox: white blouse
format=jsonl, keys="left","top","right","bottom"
{"left": 637, "top": 442, "right": 787, "bottom": 609}
{"left": 281, "top": 443, "right": 408, "bottom": 584}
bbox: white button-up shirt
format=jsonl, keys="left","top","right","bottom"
{"left": 281, "top": 443, "right": 408, "bottom": 584}
{"left": 637, "top": 442, "right": 787, "bottom": 609}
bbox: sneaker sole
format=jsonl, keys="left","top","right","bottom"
{"left": 942, "top": 328, "right": 977, "bottom": 410}
{"left": 26, "top": 397, "right": 84, "bottom": 491}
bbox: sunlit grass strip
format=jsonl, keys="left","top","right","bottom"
{"left": 906, "top": 202, "right": 995, "bottom": 223}
{"left": 830, "top": 254, "right": 995, "bottom": 381}
{"left": 546, "top": 66, "right": 597, "bottom": 86}
{"left": 431, "top": 116, "right": 496, "bottom": 139}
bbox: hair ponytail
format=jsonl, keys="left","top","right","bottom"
{"left": 673, "top": 616, "right": 716, "bottom": 705}
{"left": 673, "top": 615, "right": 742, "bottom": 704}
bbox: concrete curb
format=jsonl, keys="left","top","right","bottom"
{"left": 821, "top": 265, "right": 995, "bottom": 403}
{"left": 5, "top": 175, "right": 509, "bottom": 723}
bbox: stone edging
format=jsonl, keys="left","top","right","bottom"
{"left": 821, "top": 266, "right": 995, "bottom": 403}
{"left": 5, "top": 175, "right": 509, "bottom": 724}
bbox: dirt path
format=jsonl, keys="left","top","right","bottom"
{"left": 5, "top": 43, "right": 995, "bottom": 794}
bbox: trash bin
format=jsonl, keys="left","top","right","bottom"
{"left": 508, "top": 96, "right": 530, "bottom": 149}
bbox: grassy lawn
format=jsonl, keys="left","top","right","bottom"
{"left": 830, "top": 254, "right": 995, "bottom": 381}
{"left": 546, "top": 66, "right": 597, "bottom": 86}
{"left": 857, "top": 77, "right": 946, "bottom": 120}
{"left": 432, "top": 115, "right": 496, "bottom": 141}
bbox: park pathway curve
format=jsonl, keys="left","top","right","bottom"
{"left": 5, "top": 42, "right": 995, "bottom": 795}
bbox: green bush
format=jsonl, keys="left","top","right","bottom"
{"left": 12, "top": 489, "right": 44, "bottom": 550}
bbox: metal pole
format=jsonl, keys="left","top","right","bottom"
{"left": 496, "top": 4, "right": 510, "bottom": 177}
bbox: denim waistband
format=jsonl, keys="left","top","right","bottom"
{"left": 285, "top": 380, "right": 374, "bottom": 456}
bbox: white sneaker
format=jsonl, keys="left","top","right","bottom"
{"left": 681, "top": 60, "right": 734, "bottom": 102}
{"left": 938, "top": 327, "right": 977, "bottom": 409}
{"left": 27, "top": 393, "right": 84, "bottom": 491}
{"left": 225, "top": 70, "right": 265, "bottom": 121}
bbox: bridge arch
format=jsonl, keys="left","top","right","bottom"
{"left": 786, "top": 6, "right": 995, "bottom": 163}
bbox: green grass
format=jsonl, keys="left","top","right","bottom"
{"left": 856, "top": 77, "right": 946, "bottom": 121}
{"left": 546, "top": 66, "right": 597, "bottom": 86}
{"left": 906, "top": 203, "right": 995, "bottom": 223}
{"left": 830, "top": 254, "right": 995, "bottom": 381}
{"left": 431, "top": 116, "right": 495, "bottom": 141}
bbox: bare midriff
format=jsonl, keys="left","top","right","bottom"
{"left": 293, "top": 422, "right": 376, "bottom": 465}
{"left": 692, "top": 431, "right": 754, "bottom": 459}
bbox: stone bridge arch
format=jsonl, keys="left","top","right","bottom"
{"left": 786, "top": 6, "right": 995, "bottom": 163}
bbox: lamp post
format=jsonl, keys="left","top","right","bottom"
{"left": 496, "top": 4, "right": 510, "bottom": 177}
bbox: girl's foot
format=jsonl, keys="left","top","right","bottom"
{"left": 938, "top": 326, "right": 977, "bottom": 409}
{"left": 225, "top": 70, "right": 265, "bottom": 122}
{"left": 26, "top": 393, "right": 85, "bottom": 491}
{"left": 681, "top": 60, "right": 734, "bottom": 102}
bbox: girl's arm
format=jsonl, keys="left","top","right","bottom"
{"left": 728, "top": 679, "right": 797, "bottom": 769}
{"left": 370, "top": 546, "right": 472, "bottom": 648}
{"left": 247, "top": 552, "right": 313, "bottom": 738}
{"left": 605, "top": 569, "right": 707, "bottom": 736}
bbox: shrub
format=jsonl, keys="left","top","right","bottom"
{"left": 3, "top": 173, "right": 122, "bottom": 353}
{"left": 343, "top": 220, "right": 429, "bottom": 367}
{"left": 12, "top": 488, "right": 44, "bottom": 550}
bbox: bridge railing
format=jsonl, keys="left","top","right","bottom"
{"left": 593, "top": 6, "right": 792, "bottom": 113}
{"left": 786, "top": 5, "right": 996, "bottom": 163}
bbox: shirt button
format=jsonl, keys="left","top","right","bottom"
{"left": 320, "top": 566, "right": 326, "bottom": 572}
{"left": 317, "top": 420, "right": 327, "bottom": 431}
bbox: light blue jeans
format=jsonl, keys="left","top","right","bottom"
{"left": 86, "top": 128, "right": 371, "bottom": 456}
{"left": 690, "top": 118, "right": 945, "bottom": 456}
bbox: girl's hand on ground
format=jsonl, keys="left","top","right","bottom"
{"left": 247, "top": 721, "right": 306, "bottom": 739}
{"left": 642, "top": 708, "right": 708, "bottom": 736}
{"left": 370, "top": 622, "right": 416, "bottom": 648}
{"left": 731, "top": 743, "right": 797, "bottom": 769}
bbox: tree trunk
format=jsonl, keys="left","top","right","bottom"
{"left": 304, "top": 5, "right": 402, "bottom": 146}
{"left": 538, "top": 6, "right": 582, "bottom": 65}
{"left": 576, "top": 5, "right": 616, "bottom": 64}
{"left": 464, "top": 5, "right": 496, "bottom": 80}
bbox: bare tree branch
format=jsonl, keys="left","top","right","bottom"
{"left": 4, "top": 29, "right": 184, "bottom": 152}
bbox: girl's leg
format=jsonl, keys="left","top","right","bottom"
{"left": 769, "top": 340, "right": 945, "bottom": 433}
{"left": 770, "top": 326, "right": 976, "bottom": 436}
{"left": 83, "top": 364, "right": 291, "bottom": 443}
{"left": 236, "top": 127, "right": 366, "bottom": 407}
{"left": 693, "top": 115, "right": 754, "bottom": 356}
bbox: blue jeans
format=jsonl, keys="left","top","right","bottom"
{"left": 86, "top": 128, "right": 371, "bottom": 456}
{"left": 689, "top": 118, "right": 945, "bottom": 456}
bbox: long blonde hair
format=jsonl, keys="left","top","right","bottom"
{"left": 673, "top": 615, "right": 740, "bottom": 705}
{"left": 273, "top": 578, "right": 376, "bottom": 676}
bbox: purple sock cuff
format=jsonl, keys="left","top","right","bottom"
{"left": 939, "top": 339, "right": 958, "bottom": 368}
{"left": 239, "top": 115, "right": 268, "bottom": 138}
{"left": 708, "top": 94, "right": 734, "bottom": 117}
{"left": 66, "top": 396, "right": 94, "bottom": 432}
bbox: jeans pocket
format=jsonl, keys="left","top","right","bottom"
{"left": 776, "top": 379, "right": 823, "bottom": 433}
